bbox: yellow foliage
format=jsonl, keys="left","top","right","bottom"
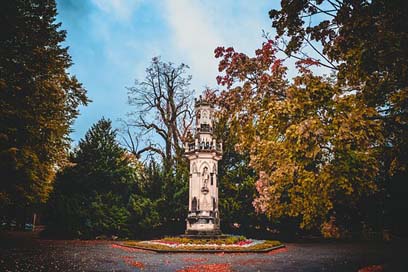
{"left": 216, "top": 44, "right": 383, "bottom": 230}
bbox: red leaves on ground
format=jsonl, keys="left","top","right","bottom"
{"left": 236, "top": 258, "right": 267, "bottom": 266}
{"left": 358, "top": 265, "right": 384, "bottom": 272}
{"left": 122, "top": 256, "right": 144, "bottom": 269}
{"left": 177, "top": 263, "right": 231, "bottom": 272}
{"left": 129, "top": 261, "right": 144, "bottom": 269}
{"left": 182, "top": 257, "right": 208, "bottom": 263}
{"left": 111, "top": 243, "right": 150, "bottom": 253}
{"left": 266, "top": 247, "right": 288, "bottom": 255}
{"left": 227, "top": 253, "right": 249, "bottom": 256}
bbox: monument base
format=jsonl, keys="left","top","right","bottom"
{"left": 181, "top": 229, "right": 228, "bottom": 239}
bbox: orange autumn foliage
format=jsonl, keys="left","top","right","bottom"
{"left": 215, "top": 40, "right": 382, "bottom": 231}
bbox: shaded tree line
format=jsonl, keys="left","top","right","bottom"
{"left": 0, "top": 0, "right": 88, "bottom": 227}
{"left": 45, "top": 119, "right": 161, "bottom": 238}
{"left": 213, "top": 0, "right": 408, "bottom": 237}
{"left": 44, "top": 58, "right": 193, "bottom": 238}
{"left": 3, "top": 0, "right": 406, "bottom": 240}
{"left": 44, "top": 58, "right": 258, "bottom": 239}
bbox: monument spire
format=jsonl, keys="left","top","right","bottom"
{"left": 184, "top": 95, "right": 222, "bottom": 236}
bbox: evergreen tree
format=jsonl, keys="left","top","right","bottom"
{"left": 155, "top": 159, "right": 189, "bottom": 234}
{"left": 215, "top": 115, "right": 260, "bottom": 233}
{"left": 46, "top": 119, "right": 146, "bottom": 238}
{"left": 0, "top": 0, "right": 88, "bottom": 224}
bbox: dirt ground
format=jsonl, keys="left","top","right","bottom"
{"left": 1, "top": 231, "right": 407, "bottom": 271}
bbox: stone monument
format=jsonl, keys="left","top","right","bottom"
{"left": 184, "top": 96, "right": 222, "bottom": 236}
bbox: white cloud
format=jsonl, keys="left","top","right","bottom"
{"left": 163, "top": 0, "right": 224, "bottom": 90}
{"left": 91, "top": 0, "right": 141, "bottom": 21}
{"left": 162, "top": 0, "right": 276, "bottom": 92}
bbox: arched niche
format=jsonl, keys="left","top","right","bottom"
{"left": 199, "top": 161, "right": 210, "bottom": 173}
{"left": 192, "top": 162, "right": 198, "bottom": 173}
{"left": 192, "top": 197, "right": 197, "bottom": 212}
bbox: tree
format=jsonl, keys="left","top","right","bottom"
{"left": 213, "top": 112, "right": 261, "bottom": 234}
{"left": 270, "top": 0, "right": 407, "bottom": 169}
{"left": 46, "top": 119, "right": 149, "bottom": 238}
{"left": 0, "top": 0, "right": 88, "bottom": 224}
{"left": 269, "top": 0, "right": 408, "bottom": 234}
{"left": 214, "top": 41, "right": 382, "bottom": 233}
{"left": 126, "top": 57, "right": 194, "bottom": 171}
{"left": 186, "top": 90, "right": 268, "bottom": 236}
{"left": 196, "top": 88, "right": 276, "bottom": 237}
{"left": 125, "top": 57, "right": 194, "bottom": 232}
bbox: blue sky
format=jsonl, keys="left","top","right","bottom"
{"left": 56, "top": 0, "right": 280, "bottom": 143}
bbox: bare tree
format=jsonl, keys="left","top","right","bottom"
{"left": 126, "top": 57, "right": 194, "bottom": 171}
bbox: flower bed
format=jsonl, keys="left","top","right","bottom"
{"left": 122, "top": 236, "right": 283, "bottom": 252}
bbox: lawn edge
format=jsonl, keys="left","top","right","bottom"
{"left": 115, "top": 242, "right": 285, "bottom": 253}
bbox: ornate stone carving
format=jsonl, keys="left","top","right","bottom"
{"left": 184, "top": 96, "right": 222, "bottom": 235}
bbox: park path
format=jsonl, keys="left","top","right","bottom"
{"left": 0, "top": 231, "right": 407, "bottom": 271}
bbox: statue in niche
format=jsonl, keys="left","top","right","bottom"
{"left": 201, "top": 166, "right": 210, "bottom": 194}
{"left": 202, "top": 166, "right": 209, "bottom": 186}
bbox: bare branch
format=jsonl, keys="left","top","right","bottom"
{"left": 136, "top": 145, "right": 165, "bottom": 158}
{"left": 126, "top": 57, "right": 194, "bottom": 168}
{"left": 276, "top": 42, "right": 338, "bottom": 71}
{"left": 327, "top": 0, "right": 341, "bottom": 10}
{"left": 304, "top": 38, "right": 338, "bottom": 70}
{"left": 137, "top": 116, "right": 168, "bottom": 141}
{"left": 308, "top": 2, "right": 336, "bottom": 18}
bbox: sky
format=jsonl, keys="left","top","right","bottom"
{"left": 56, "top": 0, "right": 280, "bottom": 143}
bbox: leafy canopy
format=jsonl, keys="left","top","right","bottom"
{"left": 0, "top": 0, "right": 88, "bottom": 217}
{"left": 214, "top": 40, "right": 382, "bottom": 230}
{"left": 269, "top": 0, "right": 407, "bottom": 176}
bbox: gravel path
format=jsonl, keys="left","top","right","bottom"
{"left": 1, "top": 231, "right": 407, "bottom": 271}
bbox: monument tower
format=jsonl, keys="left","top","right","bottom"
{"left": 184, "top": 96, "right": 222, "bottom": 236}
